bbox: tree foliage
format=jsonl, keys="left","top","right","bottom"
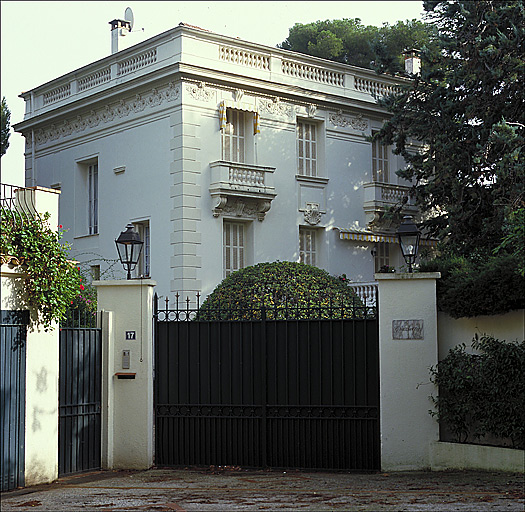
{"left": 376, "top": 0, "right": 524, "bottom": 257}
{"left": 1, "top": 209, "right": 82, "bottom": 330}
{"left": 199, "top": 261, "right": 362, "bottom": 319}
{"left": 1, "top": 96, "right": 10, "bottom": 157}
{"left": 278, "top": 18, "right": 437, "bottom": 71}
{"left": 430, "top": 335, "right": 524, "bottom": 449}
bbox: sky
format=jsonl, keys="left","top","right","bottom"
{"left": 1, "top": 1, "right": 426, "bottom": 185}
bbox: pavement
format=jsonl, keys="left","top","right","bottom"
{"left": 1, "top": 467, "right": 524, "bottom": 511}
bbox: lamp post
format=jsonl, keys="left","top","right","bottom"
{"left": 396, "top": 216, "right": 421, "bottom": 273}
{"left": 115, "top": 224, "right": 143, "bottom": 280}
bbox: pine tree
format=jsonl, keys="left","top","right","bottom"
{"left": 376, "top": 0, "right": 524, "bottom": 256}
{"left": 1, "top": 96, "right": 10, "bottom": 157}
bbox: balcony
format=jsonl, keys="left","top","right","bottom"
{"left": 363, "top": 182, "right": 418, "bottom": 230}
{"left": 209, "top": 161, "right": 276, "bottom": 221}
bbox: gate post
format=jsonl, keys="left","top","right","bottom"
{"left": 94, "top": 279, "right": 156, "bottom": 470}
{"left": 376, "top": 272, "right": 440, "bottom": 471}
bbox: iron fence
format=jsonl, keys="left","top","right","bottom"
{"left": 0, "top": 183, "right": 39, "bottom": 227}
{"left": 154, "top": 292, "right": 377, "bottom": 322}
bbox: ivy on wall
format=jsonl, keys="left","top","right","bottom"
{"left": 1, "top": 209, "right": 81, "bottom": 330}
{"left": 429, "top": 335, "right": 524, "bottom": 449}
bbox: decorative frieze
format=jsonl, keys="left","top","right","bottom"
{"left": 32, "top": 82, "right": 181, "bottom": 146}
{"left": 329, "top": 111, "right": 369, "bottom": 131}
{"left": 214, "top": 197, "right": 272, "bottom": 222}
{"left": 258, "top": 97, "right": 295, "bottom": 118}
{"left": 186, "top": 82, "right": 214, "bottom": 102}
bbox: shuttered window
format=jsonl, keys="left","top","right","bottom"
{"left": 297, "top": 121, "right": 317, "bottom": 177}
{"left": 299, "top": 228, "right": 317, "bottom": 266}
{"left": 223, "top": 110, "right": 245, "bottom": 163}
{"left": 224, "top": 221, "right": 245, "bottom": 277}
{"left": 372, "top": 131, "right": 389, "bottom": 182}
{"left": 88, "top": 163, "right": 98, "bottom": 235}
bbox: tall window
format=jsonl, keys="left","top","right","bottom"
{"left": 223, "top": 109, "right": 245, "bottom": 163}
{"left": 374, "top": 242, "right": 390, "bottom": 272}
{"left": 297, "top": 121, "right": 317, "bottom": 177}
{"left": 224, "top": 221, "right": 245, "bottom": 277}
{"left": 299, "top": 228, "right": 317, "bottom": 266}
{"left": 372, "top": 130, "right": 389, "bottom": 182}
{"left": 133, "top": 221, "right": 150, "bottom": 278}
{"left": 88, "top": 163, "right": 98, "bottom": 234}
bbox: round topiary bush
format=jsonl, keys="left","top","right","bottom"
{"left": 198, "top": 261, "right": 364, "bottom": 320}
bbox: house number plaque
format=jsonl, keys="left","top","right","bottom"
{"left": 392, "top": 320, "right": 424, "bottom": 340}
{"left": 125, "top": 331, "right": 136, "bottom": 340}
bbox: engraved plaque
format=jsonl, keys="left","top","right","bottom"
{"left": 392, "top": 320, "right": 424, "bottom": 340}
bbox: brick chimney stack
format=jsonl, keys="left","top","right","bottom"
{"left": 403, "top": 49, "right": 421, "bottom": 75}
{"left": 109, "top": 19, "right": 132, "bottom": 54}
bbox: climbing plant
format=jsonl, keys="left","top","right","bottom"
{"left": 1, "top": 208, "right": 82, "bottom": 330}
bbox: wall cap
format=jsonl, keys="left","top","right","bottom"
{"left": 93, "top": 279, "right": 157, "bottom": 287}
{"left": 375, "top": 272, "right": 441, "bottom": 280}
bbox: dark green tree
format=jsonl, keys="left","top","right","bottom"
{"left": 1, "top": 96, "right": 10, "bottom": 157}
{"left": 278, "top": 18, "right": 436, "bottom": 71}
{"left": 376, "top": 0, "right": 524, "bottom": 256}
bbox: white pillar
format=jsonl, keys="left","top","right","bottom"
{"left": 94, "top": 279, "right": 156, "bottom": 469}
{"left": 376, "top": 272, "right": 441, "bottom": 471}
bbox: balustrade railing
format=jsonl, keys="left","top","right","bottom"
{"left": 349, "top": 282, "right": 378, "bottom": 307}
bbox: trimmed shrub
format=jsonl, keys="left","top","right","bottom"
{"left": 420, "top": 253, "right": 524, "bottom": 318}
{"left": 198, "top": 261, "right": 363, "bottom": 319}
{"left": 429, "top": 335, "right": 524, "bottom": 449}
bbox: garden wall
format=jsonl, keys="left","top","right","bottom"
{"left": 438, "top": 310, "right": 524, "bottom": 360}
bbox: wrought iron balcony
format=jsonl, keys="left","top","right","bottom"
{"left": 209, "top": 161, "right": 277, "bottom": 221}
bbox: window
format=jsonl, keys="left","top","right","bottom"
{"left": 222, "top": 109, "right": 246, "bottom": 163}
{"left": 224, "top": 221, "right": 245, "bottom": 277}
{"left": 297, "top": 121, "right": 317, "bottom": 177}
{"left": 299, "top": 228, "right": 317, "bottom": 266}
{"left": 374, "top": 242, "right": 390, "bottom": 272}
{"left": 88, "top": 163, "right": 98, "bottom": 234}
{"left": 90, "top": 265, "right": 101, "bottom": 281}
{"left": 372, "top": 130, "right": 389, "bottom": 182}
{"left": 133, "top": 221, "right": 150, "bottom": 278}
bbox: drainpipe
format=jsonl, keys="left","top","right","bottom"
{"left": 31, "top": 128, "right": 36, "bottom": 187}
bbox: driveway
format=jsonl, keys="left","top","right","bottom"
{"left": 1, "top": 467, "right": 523, "bottom": 511}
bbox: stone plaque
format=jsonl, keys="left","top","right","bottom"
{"left": 392, "top": 320, "right": 424, "bottom": 340}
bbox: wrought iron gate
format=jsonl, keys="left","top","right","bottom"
{"left": 59, "top": 315, "right": 102, "bottom": 476}
{"left": 154, "top": 296, "right": 380, "bottom": 471}
{"left": 1, "top": 310, "right": 28, "bottom": 492}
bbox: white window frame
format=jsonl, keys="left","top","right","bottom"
{"left": 299, "top": 228, "right": 317, "bottom": 266}
{"left": 297, "top": 120, "right": 317, "bottom": 177}
{"left": 224, "top": 221, "right": 245, "bottom": 278}
{"left": 222, "top": 109, "right": 246, "bottom": 163}
{"left": 372, "top": 130, "right": 389, "bottom": 183}
{"left": 374, "top": 242, "right": 390, "bottom": 272}
{"left": 87, "top": 163, "right": 98, "bottom": 235}
{"left": 133, "top": 220, "right": 151, "bottom": 278}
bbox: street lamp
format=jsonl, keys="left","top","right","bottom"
{"left": 396, "top": 216, "right": 421, "bottom": 273}
{"left": 115, "top": 224, "right": 143, "bottom": 280}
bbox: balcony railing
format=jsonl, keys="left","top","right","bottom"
{"left": 19, "top": 25, "right": 403, "bottom": 121}
{"left": 209, "top": 161, "right": 276, "bottom": 221}
{"left": 0, "top": 183, "right": 39, "bottom": 226}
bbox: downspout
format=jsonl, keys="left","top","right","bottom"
{"left": 31, "top": 128, "right": 36, "bottom": 187}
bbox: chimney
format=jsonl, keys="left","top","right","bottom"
{"left": 403, "top": 49, "right": 421, "bottom": 75}
{"left": 109, "top": 19, "right": 132, "bottom": 54}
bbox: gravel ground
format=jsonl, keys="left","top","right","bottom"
{"left": 1, "top": 467, "right": 524, "bottom": 511}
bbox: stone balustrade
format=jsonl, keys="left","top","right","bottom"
{"left": 21, "top": 25, "right": 403, "bottom": 119}
{"left": 349, "top": 281, "right": 378, "bottom": 307}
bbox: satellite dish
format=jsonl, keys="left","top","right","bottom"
{"left": 124, "top": 7, "right": 134, "bottom": 30}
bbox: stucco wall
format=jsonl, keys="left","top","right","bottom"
{"left": 438, "top": 310, "right": 524, "bottom": 360}
{"left": 1, "top": 264, "right": 59, "bottom": 486}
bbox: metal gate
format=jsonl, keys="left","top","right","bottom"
{"left": 1, "top": 310, "right": 28, "bottom": 492}
{"left": 154, "top": 296, "right": 379, "bottom": 471}
{"left": 59, "top": 315, "right": 102, "bottom": 476}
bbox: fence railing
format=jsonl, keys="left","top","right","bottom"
{"left": 0, "top": 183, "right": 39, "bottom": 227}
{"left": 154, "top": 292, "right": 377, "bottom": 322}
{"left": 61, "top": 309, "right": 100, "bottom": 329}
